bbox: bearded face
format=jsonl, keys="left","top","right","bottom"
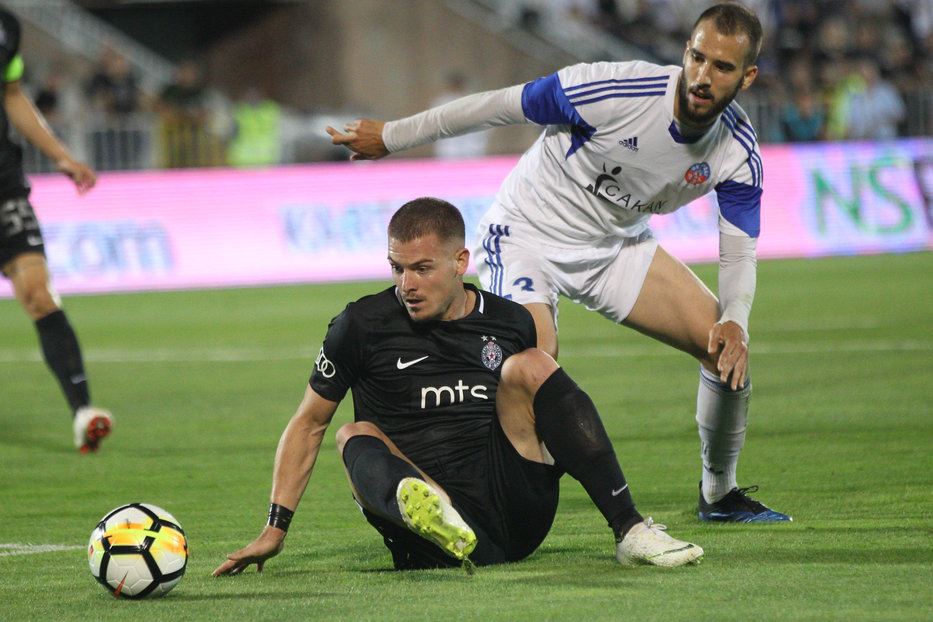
{"left": 676, "top": 19, "right": 757, "bottom": 129}
{"left": 676, "top": 70, "right": 744, "bottom": 126}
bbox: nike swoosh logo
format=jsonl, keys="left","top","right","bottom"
{"left": 397, "top": 355, "right": 429, "bottom": 370}
{"left": 611, "top": 484, "right": 629, "bottom": 497}
{"left": 113, "top": 572, "right": 129, "bottom": 598}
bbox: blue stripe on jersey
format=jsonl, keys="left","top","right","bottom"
{"left": 483, "top": 225, "right": 497, "bottom": 295}
{"left": 723, "top": 108, "right": 763, "bottom": 185}
{"left": 569, "top": 90, "right": 666, "bottom": 107}
{"left": 723, "top": 108, "right": 762, "bottom": 169}
{"left": 721, "top": 113, "right": 762, "bottom": 188}
{"left": 715, "top": 179, "right": 761, "bottom": 237}
{"left": 566, "top": 81, "right": 667, "bottom": 102}
{"left": 726, "top": 109, "right": 764, "bottom": 186}
{"left": 728, "top": 104, "right": 758, "bottom": 139}
{"left": 482, "top": 224, "right": 506, "bottom": 295}
{"left": 522, "top": 73, "right": 596, "bottom": 158}
{"left": 562, "top": 75, "right": 670, "bottom": 93}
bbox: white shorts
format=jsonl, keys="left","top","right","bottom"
{"left": 475, "top": 212, "right": 658, "bottom": 325}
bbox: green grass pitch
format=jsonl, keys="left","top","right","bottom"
{"left": 1, "top": 252, "right": 931, "bottom": 621}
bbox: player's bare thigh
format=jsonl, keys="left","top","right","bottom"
{"left": 621, "top": 245, "right": 720, "bottom": 371}
{"left": 334, "top": 421, "right": 452, "bottom": 504}
{"left": 495, "top": 348, "right": 558, "bottom": 465}
{"left": 2, "top": 251, "right": 60, "bottom": 320}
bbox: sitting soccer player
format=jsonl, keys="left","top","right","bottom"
{"left": 213, "top": 198, "right": 702, "bottom": 573}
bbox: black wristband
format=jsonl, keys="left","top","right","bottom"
{"left": 267, "top": 503, "right": 294, "bottom": 532}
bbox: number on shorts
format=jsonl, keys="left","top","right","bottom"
{"left": 512, "top": 277, "right": 535, "bottom": 292}
{"left": 0, "top": 198, "right": 38, "bottom": 238}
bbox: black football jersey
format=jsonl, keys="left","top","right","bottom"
{"left": 0, "top": 9, "right": 28, "bottom": 195}
{"left": 310, "top": 283, "right": 536, "bottom": 469}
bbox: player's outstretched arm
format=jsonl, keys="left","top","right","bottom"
{"left": 3, "top": 79, "right": 96, "bottom": 193}
{"left": 326, "top": 119, "right": 388, "bottom": 161}
{"left": 327, "top": 85, "right": 527, "bottom": 161}
{"left": 213, "top": 386, "right": 339, "bottom": 577}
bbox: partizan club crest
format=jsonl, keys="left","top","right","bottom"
{"left": 481, "top": 336, "right": 503, "bottom": 371}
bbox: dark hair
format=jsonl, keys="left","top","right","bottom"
{"left": 693, "top": 3, "right": 763, "bottom": 66}
{"left": 388, "top": 197, "right": 465, "bottom": 245}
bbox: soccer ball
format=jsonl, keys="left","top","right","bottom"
{"left": 87, "top": 503, "right": 188, "bottom": 599}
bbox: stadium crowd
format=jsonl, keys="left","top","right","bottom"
{"left": 503, "top": 0, "right": 931, "bottom": 141}
{"left": 26, "top": 47, "right": 281, "bottom": 172}
{"left": 18, "top": 0, "right": 933, "bottom": 172}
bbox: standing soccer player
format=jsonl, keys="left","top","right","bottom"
{"left": 214, "top": 198, "right": 702, "bottom": 574}
{"left": 328, "top": 4, "right": 789, "bottom": 522}
{"left": 0, "top": 8, "right": 112, "bottom": 452}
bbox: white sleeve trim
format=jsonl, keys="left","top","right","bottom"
{"left": 382, "top": 84, "right": 527, "bottom": 153}
{"left": 718, "top": 233, "right": 757, "bottom": 337}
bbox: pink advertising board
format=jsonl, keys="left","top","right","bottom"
{"left": 1, "top": 138, "right": 929, "bottom": 298}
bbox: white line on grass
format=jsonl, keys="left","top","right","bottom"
{"left": 0, "top": 543, "right": 84, "bottom": 557}
{"left": 0, "top": 340, "right": 930, "bottom": 364}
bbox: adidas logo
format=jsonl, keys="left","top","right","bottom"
{"left": 618, "top": 136, "right": 639, "bottom": 152}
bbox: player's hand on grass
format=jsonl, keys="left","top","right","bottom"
{"left": 56, "top": 157, "right": 97, "bottom": 194}
{"left": 708, "top": 320, "right": 749, "bottom": 390}
{"left": 326, "top": 119, "right": 389, "bottom": 161}
{"left": 212, "top": 526, "right": 286, "bottom": 577}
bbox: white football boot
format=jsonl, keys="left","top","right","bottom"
{"left": 73, "top": 406, "right": 113, "bottom": 453}
{"left": 616, "top": 517, "right": 703, "bottom": 567}
{"left": 396, "top": 477, "right": 477, "bottom": 562}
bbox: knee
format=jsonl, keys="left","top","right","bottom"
{"left": 335, "top": 421, "right": 382, "bottom": 455}
{"left": 22, "top": 285, "right": 59, "bottom": 320}
{"left": 501, "top": 348, "right": 560, "bottom": 395}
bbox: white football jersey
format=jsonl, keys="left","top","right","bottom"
{"left": 496, "top": 60, "right": 762, "bottom": 245}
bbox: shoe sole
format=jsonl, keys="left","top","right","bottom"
{"left": 618, "top": 543, "right": 704, "bottom": 568}
{"left": 79, "top": 415, "right": 112, "bottom": 454}
{"left": 397, "top": 478, "right": 477, "bottom": 561}
{"left": 699, "top": 511, "right": 792, "bottom": 523}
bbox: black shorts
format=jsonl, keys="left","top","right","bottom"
{"left": 363, "top": 418, "right": 562, "bottom": 570}
{"left": 0, "top": 193, "right": 45, "bottom": 270}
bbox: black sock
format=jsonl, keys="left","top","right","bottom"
{"left": 533, "top": 368, "right": 643, "bottom": 538}
{"left": 341, "top": 435, "right": 421, "bottom": 526}
{"left": 35, "top": 310, "right": 90, "bottom": 414}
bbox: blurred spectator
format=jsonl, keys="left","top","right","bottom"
{"left": 430, "top": 72, "right": 490, "bottom": 160}
{"left": 821, "top": 57, "right": 862, "bottom": 140}
{"left": 157, "top": 61, "right": 221, "bottom": 168}
{"left": 86, "top": 48, "right": 145, "bottom": 170}
{"left": 227, "top": 86, "right": 281, "bottom": 168}
{"left": 87, "top": 48, "right": 141, "bottom": 117}
{"left": 779, "top": 88, "right": 825, "bottom": 142}
{"left": 846, "top": 57, "right": 905, "bottom": 140}
{"left": 506, "top": 0, "right": 599, "bottom": 30}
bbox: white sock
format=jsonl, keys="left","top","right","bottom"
{"left": 696, "top": 366, "right": 750, "bottom": 503}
